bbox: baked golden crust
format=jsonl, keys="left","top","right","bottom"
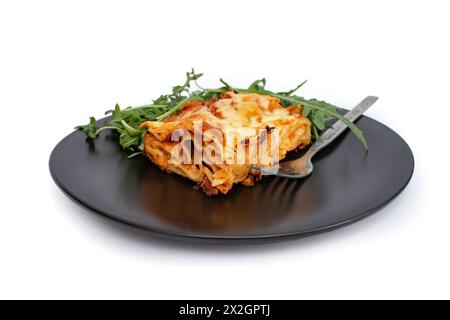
{"left": 140, "top": 92, "right": 311, "bottom": 195}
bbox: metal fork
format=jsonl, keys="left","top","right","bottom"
{"left": 251, "top": 96, "right": 378, "bottom": 179}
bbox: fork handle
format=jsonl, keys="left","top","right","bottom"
{"left": 308, "top": 96, "right": 378, "bottom": 156}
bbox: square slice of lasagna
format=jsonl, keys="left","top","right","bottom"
{"left": 140, "top": 92, "right": 311, "bottom": 196}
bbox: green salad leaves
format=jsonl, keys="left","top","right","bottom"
{"left": 76, "top": 69, "right": 367, "bottom": 157}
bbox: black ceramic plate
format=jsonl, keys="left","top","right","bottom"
{"left": 50, "top": 115, "right": 414, "bottom": 243}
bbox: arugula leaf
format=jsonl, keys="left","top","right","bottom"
{"left": 311, "top": 110, "right": 326, "bottom": 130}
{"left": 248, "top": 78, "right": 267, "bottom": 91}
{"left": 75, "top": 117, "right": 98, "bottom": 139}
{"left": 277, "top": 79, "right": 308, "bottom": 96}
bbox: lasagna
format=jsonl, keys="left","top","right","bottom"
{"left": 140, "top": 91, "right": 311, "bottom": 196}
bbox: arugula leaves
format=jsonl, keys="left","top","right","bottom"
{"left": 76, "top": 103, "right": 172, "bottom": 156}
{"left": 76, "top": 70, "right": 367, "bottom": 157}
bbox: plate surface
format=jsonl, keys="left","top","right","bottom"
{"left": 50, "top": 116, "right": 414, "bottom": 242}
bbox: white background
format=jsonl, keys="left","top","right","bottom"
{"left": 0, "top": 0, "right": 448, "bottom": 299}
